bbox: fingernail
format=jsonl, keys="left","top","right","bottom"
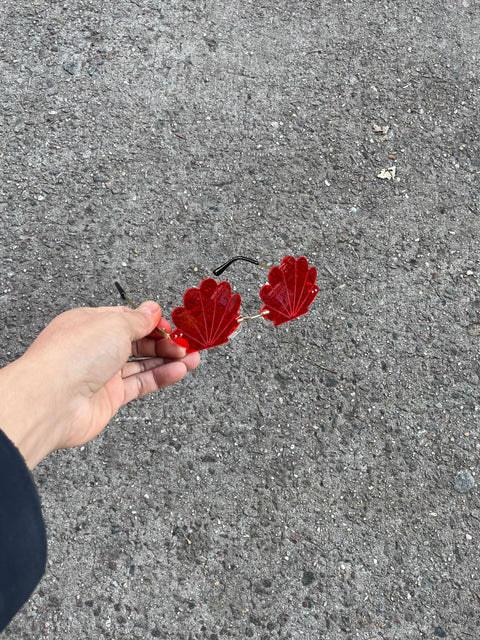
{"left": 138, "top": 301, "right": 159, "bottom": 315}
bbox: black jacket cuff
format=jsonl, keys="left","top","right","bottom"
{"left": 0, "top": 429, "right": 47, "bottom": 632}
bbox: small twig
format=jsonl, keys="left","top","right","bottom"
{"left": 323, "top": 264, "right": 336, "bottom": 278}
{"left": 308, "top": 356, "right": 337, "bottom": 375}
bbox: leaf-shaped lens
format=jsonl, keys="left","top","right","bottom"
{"left": 171, "top": 278, "right": 242, "bottom": 352}
{"left": 259, "top": 256, "right": 318, "bottom": 326}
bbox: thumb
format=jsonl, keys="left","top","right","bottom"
{"left": 127, "top": 301, "right": 163, "bottom": 341}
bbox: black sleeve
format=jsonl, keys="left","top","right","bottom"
{"left": 0, "top": 429, "right": 47, "bottom": 632}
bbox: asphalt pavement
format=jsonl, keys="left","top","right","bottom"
{"left": 1, "top": 1, "right": 479, "bottom": 638}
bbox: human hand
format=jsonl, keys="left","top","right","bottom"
{"left": 0, "top": 302, "right": 200, "bottom": 469}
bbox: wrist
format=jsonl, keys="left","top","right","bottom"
{"left": 0, "top": 357, "right": 58, "bottom": 469}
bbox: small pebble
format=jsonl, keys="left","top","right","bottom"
{"left": 454, "top": 470, "right": 475, "bottom": 494}
{"left": 302, "top": 570, "right": 315, "bottom": 586}
{"left": 63, "top": 61, "right": 76, "bottom": 75}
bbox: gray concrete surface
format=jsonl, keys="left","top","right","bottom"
{"left": 1, "top": 1, "right": 479, "bottom": 638}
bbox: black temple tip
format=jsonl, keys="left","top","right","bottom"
{"left": 114, "top": 281, "right": 127, "bottom": 300}
{"left": 212, "top": 256, "right": 260, "bottom": 277}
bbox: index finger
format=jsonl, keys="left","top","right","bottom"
{"left": 132, "top": 334, "right": 186, "bottom": 359}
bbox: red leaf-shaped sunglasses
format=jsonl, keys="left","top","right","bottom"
{"left": 115, "top": 255, "right": 318, "bottom": 353}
